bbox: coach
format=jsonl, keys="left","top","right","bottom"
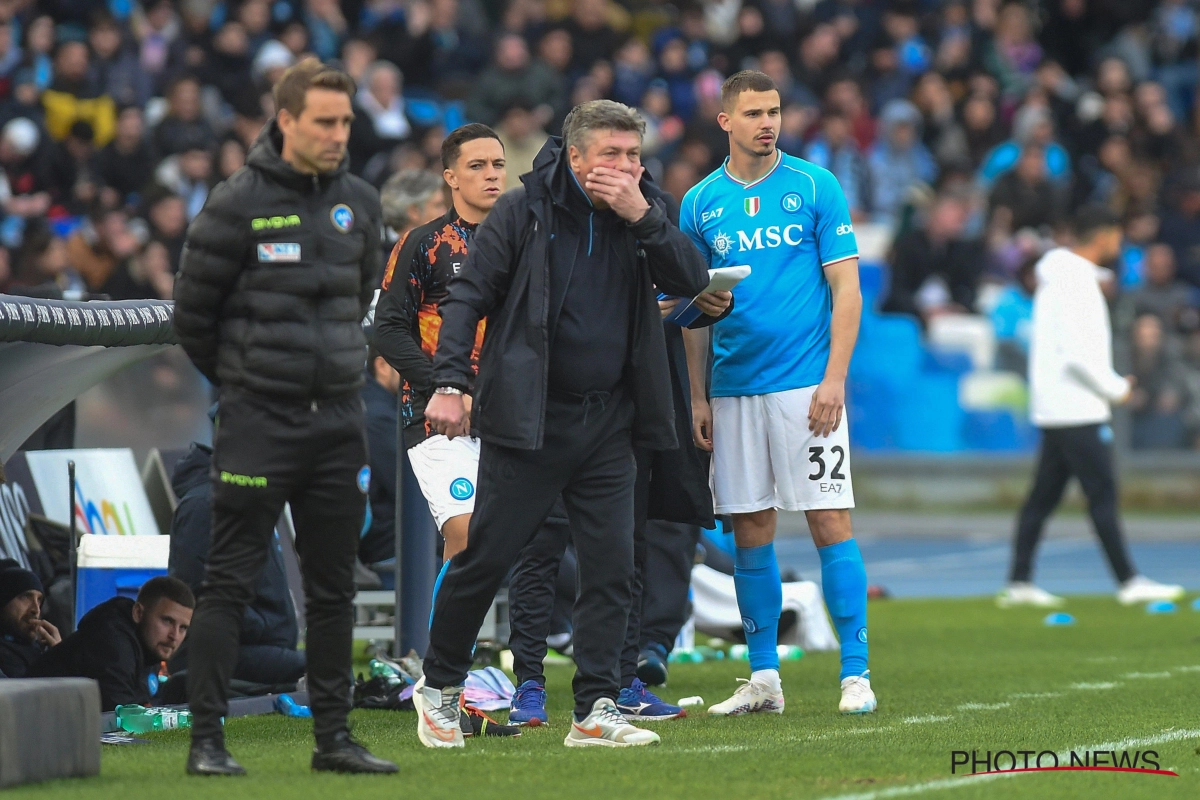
{"left": 412, "top": 100, "right": 710, "bottom": 749}
{"left": 173, "top": 59, "right": 395, "bottom": 776}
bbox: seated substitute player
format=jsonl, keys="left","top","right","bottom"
{"left": 680, "top": 70, "right": 876, "bottom": 716}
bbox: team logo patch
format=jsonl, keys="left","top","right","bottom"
{"left": 857, "top": 627, "right": 868, "bottom": 644}
{"left": 712, "top": 230, "right": 733, "bottom": 258}
{"left": 781, "top": 192, "right": 803, "bottom": 213}
{"left": 257, "top": 243, "right": 300, "bottom": 262}
{"left": 744, "top": 196, "right": 760, "bottom": 217}
{"left": 449, "top": 477, "right": 474, "bottom": 501}
{"left": 742, "top": 616, "right": 759, "bottom": 634}
{"left": 357, "top": 466, "right": 371, "bottom": 495}
{"left": 330, "top": 204, "right": 354, "bottom": 232}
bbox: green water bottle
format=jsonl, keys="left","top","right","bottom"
{"left": 115, "top": 705, "right": 154, "bottom": 734}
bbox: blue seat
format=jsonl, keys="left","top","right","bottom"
{"left": 893, "top": 374, "right": 964, "bottom": 452}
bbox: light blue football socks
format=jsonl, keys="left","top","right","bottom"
{"left": 734, "top": 542, "right": 783, "bottom": 672}
{"left": 818, "top": 538, "right": 869, "bottom": 680}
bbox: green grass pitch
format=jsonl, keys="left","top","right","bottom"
{"left": 9, "top": 596, "right": 1200, "bottom": 799}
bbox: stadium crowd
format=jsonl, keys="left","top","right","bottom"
{"left": 0, "top": 0, "right": 1198, "bottom": 447}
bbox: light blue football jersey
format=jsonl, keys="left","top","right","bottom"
{"left": 680, "top": 150, "right": 858, "bottom": 397}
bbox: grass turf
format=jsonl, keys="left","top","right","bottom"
{"left": 10, "top": 596, "right": 1200, "bottom": 800}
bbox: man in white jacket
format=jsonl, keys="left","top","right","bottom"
{"left": 998, "top": 206, "right": 1185, "bottom": 608}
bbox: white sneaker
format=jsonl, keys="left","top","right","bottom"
{"left": 563, "top": 698, "right": 661, "bottom": 748}
{"left": 413, "top": 676, "right": 464, "bottom": 749}
{"left": 1116, "top": 576, "right": 1185, "bottom": 606}
{"left": 996, "top": 582, "right": 1065, "bottom": 608}
{"left": 839, "top": 672, "right": 877, "bottom": 714}
{"left": 707, "top": 677, "right": 785, "bottom": 716}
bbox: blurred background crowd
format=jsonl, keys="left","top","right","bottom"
{"left": 1, "top": 0, "right": 1200, "bottom": 452}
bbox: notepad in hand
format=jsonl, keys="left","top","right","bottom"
{"left": 662, "top": 265, "right": 752, "bottom": 326}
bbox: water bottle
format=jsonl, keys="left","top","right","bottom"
{"left": 695, "top": 645, "right": 724, "bottom": 661}
{"left": 729, "top": 644, "right": 749, "bottom": 661}
{"left": 369, "top": 659, "right": 403, "bottom": 686}
{"left": 115, "top": 705, "right": 154, "bottom": 734}
{"left": 154, "top": 709, "right": 192, "bottom": 730}
{"left": 115, "top": 705, "right": 192, "bottom": 733}
{"left": 275, "top": 694, "right": 313, "bottom": 718}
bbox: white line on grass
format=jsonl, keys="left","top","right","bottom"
{"left": 902, "top": 715, "right": 954, "bottom": 724}
{"left": 1173, "top": 665, "right": 1200, "bottom": 673}
{"left": 1122, "top": 671, "right": 1173, "bottom": 679}
{"left": 1068, "top": 681, "right": 1122, "bottom": 690}
{"left": 818, "top": 728, "right": 1200, "bottom": 800}
{"left": 955, "top": 702, "right": 1010, "bottom": 711}
{"left": 1007, "top": 692, "right": 1062, "bottom": 700}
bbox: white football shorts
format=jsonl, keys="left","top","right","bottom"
{"left": 407, "top": 434, "right": 480, "bottom": 531}
{"left": 711, "top": 385, "right": 855, "bottom": 513}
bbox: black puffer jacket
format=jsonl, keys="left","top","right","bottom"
{"left": 174, "top": 119, "right": 381, "bottom": 400}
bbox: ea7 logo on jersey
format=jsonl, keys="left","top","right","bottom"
{"left": 736, "top": 225, "right": 804, "bottom": 251}
{"left": 711, "top": 231, "right": 734, "bottom": 257}
{"left": 837, "top": 223, "right": 855, "bottom": 235}
{"left": 701, "top": 207, "right": 724, "bottom": 223}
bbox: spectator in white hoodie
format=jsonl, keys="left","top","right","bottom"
{"left": 998, "top": 205, "right": 1186, "bottom": 609}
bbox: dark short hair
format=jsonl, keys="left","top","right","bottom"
{"left": 441, "top": 123, "right": 502, "bottom": 170}
{"left": 272, "top": 57, "right": 356, "bottom": 119}
{"left": 136, "top": 576, "right": 195, "bottom": 611}
{"left": 721, "top": 70, "right": 778, "bottom": 111}
{"left": 1072, "top": 204, "right": 1121, "bottom": 241}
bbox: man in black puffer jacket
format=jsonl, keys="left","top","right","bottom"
{"left": 173, "top": 58, "right": 395, "bottom": 777}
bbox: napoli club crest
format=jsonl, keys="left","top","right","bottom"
{"left": 330, "top": 204, "right": 354, "bottom": 232}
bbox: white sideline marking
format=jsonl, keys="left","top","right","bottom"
{"left": 672, "top": 745, "right": 753, "bottom": 754}
{"left": 955, "top": 702, "right": 1009, "bottom": 711}
{"left": 903, "top": 715, "right": 953, "bottom": 725}
{"left": 1069, "top": 681, "right": 1121, "bottom": 690}
{"left": 819, "top": 728, "right": 1200, "bottom": 800}
{"left": 1122, "top": 671, "right": 1172, "bottom": 679}
{"left": 1008, "top": 692, "right": 1062, "bottom": 700}
{"left": 1173, "top": 665, "right": 1200, "bottom": 673}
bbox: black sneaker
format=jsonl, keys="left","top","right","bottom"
{"left": 311, "top": 732, "right": 398, "bottom": 774}
{"left": 460, "top": 705, "right": 522, "bottom": 737}
{"left": 186, "top": 737, "right": 246, "bottom": 776}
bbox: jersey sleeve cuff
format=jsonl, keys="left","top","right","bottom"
{"left": 821, "top": 253, "right": 859, "bottom": 268}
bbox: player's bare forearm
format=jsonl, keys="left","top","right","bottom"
{"left": 823, "top": 258, "right": 862, "bottom": 382}
{"left": 682, "top": 326, "right": 710, "bottom": 403}
{"left": 682, "top": 326, "right": 714, "bottom": 450}
{"left": 809, "top": 258, "right": 861, "bottom": 436}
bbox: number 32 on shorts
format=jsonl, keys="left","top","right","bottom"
{"left": 808, "top": 446, "right": 847, "bottom": 493}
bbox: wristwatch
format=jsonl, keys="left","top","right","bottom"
{"left": 434, "top": 386, "right": 464, "bottom": 395}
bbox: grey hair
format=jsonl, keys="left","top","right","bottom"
{"left": 380, "top": 169, "right": 444, "bottom": 230}
{"left": 562, "top": 100, "right": 646, "bottom": 152}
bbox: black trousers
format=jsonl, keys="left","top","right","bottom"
{"left": 507, "top": 450, "right": 700, "bottom": 688}
{"left": 187, "top": 389, "right": 366, "bottom": 744}
{"left": 507, "top": 515, "right": 572, "bottom": 688}
{"left": 424, "top": 392, "right": 636, "bottom": 717}
{"left": 1010, "top": 423, "right": 1136, "bottom": 584}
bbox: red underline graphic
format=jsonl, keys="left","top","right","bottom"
{"left": 966, "top": 767, "right": 1179, "bottom": 777}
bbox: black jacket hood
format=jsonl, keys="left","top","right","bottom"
{"left": 246, "top": 117, "right": 350, "bottom": 190}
